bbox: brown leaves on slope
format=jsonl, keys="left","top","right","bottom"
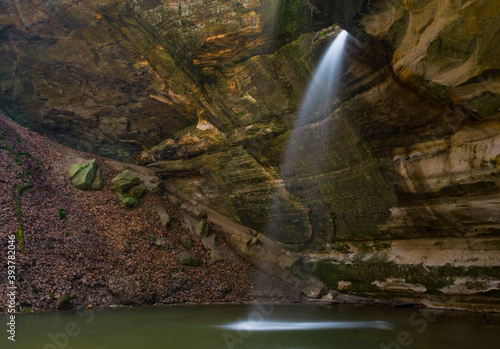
{"left": 0, "top": 113, "right": 263, "bottom": 313}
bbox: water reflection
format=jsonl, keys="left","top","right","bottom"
{"left": 219, "top": 320, "right": 393, "bottom": 331}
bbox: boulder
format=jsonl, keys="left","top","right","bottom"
{"left": 112, "top": 170, "right": 144, "bottom": 208}
{"left": 128, "top": 184, "right": 145, "bottom": 197}
{"left": 67, "top": 159, "right": 102, "bottom": 190}
{"left": 112, "top": 170, "right": 141, "bottom": 193}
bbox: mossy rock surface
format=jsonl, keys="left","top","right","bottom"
{"left": 195, "top": 219, "right": 210, "bottom": 237}
{"left": 128, "top": 184, "right": 145, "bottom": 198}
{"left": 56, "top": 293, "right": 72, "bottom": 311}
{"left": 112, "top": 170, "right": 141, "bottom": 194}
{"left": 120, "top": 195, "right": 139, "bottom": 208}
{"left": 21, "top": 306, "right": 35, "bottom": 313}
{"left": 67, "top": 159, "right": 103, "bottom": 190}
{"left": 178, "top": 253, "right": 201, "bottom": 266}
{"left": 112, "top": 170, "right": 145, "bottom": 208}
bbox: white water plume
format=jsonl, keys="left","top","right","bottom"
{"left": 219, "top": 320, "right": 393, "bottom": 331}
{"left": 294, "top": 29, "right": 349, "bottom": 127}
{"left": 264, "top": 29, "right": 350, "bottom": 243}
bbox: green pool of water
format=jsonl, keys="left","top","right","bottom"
{"left": 1, "top": 304, "right": 498, "bottom": 348}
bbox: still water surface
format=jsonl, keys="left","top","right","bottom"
{"left": 2, "top": 304, "right": 498, "bottom": 348}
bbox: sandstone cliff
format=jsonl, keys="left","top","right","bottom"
{"left": 0, "top": 0, "right": 498, "bottom": 310}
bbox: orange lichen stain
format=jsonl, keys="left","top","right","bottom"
{"left": 157, "top": 45, "right": 164, "bottom": 50}
{"left": 395, "top": 66, "right": 412, "bottom": 81}
{"left": 230, "top": 81, "right": 239, "bottom": 95}
{"left": 206, "top": 33, "right": 228, "bottom": 41}
{"left": 392, "top": 50, "right": 401, "bottom": 66}
{"left": 393, "top": 64, "right": 423, "bottom": 88}
{"left": 138, "top": 57, "right": 150, "bottom": 66}
{"left": 95, "top": 13, "right": 102, "bottom": 20}
{"left": 448, "top": 91, "right": 464, "bottom": 105}
{"left": 192, "top": 59, "right": 218, "bottom": 66}
{"left": 480, "top": 120, "right": 500, "bottom": 132}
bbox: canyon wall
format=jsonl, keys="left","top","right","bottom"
{"left": 0, "top": 0, "right": 498, "bottom": 309}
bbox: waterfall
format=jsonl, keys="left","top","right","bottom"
{"left": 265, "top": 29, "right": 350, "bottom": 243}
{"left": 294, "top": 29, "right": 349, "bottom": 128}
{"left": 280, "top": 28, "right": 349, "bottom": 181}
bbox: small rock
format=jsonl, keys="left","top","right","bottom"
{"left": 120, "top": 195, "right": 138, "bottom": 208}
{"left": 153, "top": 206, "right": 171, "bottom": 228}
{"left": 320, "top": 292, "right": 335, "bottom": 303}
{"left": 337, "top": 281, "right": 352, "bottom": 291}
{"left": 302, "top": 285, "right": 326, "bottom": 299}
{"left": 196, "top": 219, "right": 210, "bottom": 237}
{"left": 179, "top": 234, "right": 193, "bottom": 249}
{"left": 217, "top": 282, "right": 232, "bottom": 297}
{"left": 22, "top": 306, "right": 35, "bottom": 313}
{"left": 193, "top": 206, "right": 207, "bottom": 219}
{"left": 154, "top": 238, "right": 171, "bottom": 250}
{"left": 146, "top": 181, "right": 162, "bottom": 194}
{"left": 183, "top": 215, "right": 198, "bottom": 234}
{"left": 56, "top": 293, "right": 72, "bottom": 311}
{"left": 167, "top": 194, "right": 182, "bottom": 206}
{"left": 247, "top": 236, "right": 260, "bottom": 247}
{"left": 178, "top": 253, "right": 201, "bottom": 266}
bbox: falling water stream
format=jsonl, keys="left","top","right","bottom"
{"left": 264, "top": 29, "right": 349, "bottom": 244}
{"left": 280, "top": 29, "right": 349, "bottom": 177}
{"left": 294, "top": 30, "right": 349, "bottom": 128}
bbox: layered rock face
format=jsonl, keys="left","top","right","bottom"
{"left": 311, "top": 0, "right": 500, "bottom": 120}
{"left": 0, "top": 0, "right": 498, "bottom": 309}
{"left": 298, "top": 0, "right": 500, "bottom": 309}
{"left": 0, "top": 0, "right": 318, "bottom": 158}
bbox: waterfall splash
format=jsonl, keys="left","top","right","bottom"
{"left": 219, "top": 320, "right": 393, "bottom": 331}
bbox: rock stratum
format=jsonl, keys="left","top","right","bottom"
{"left": 0, "top": 0, "right": 498, "bottom": 311}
